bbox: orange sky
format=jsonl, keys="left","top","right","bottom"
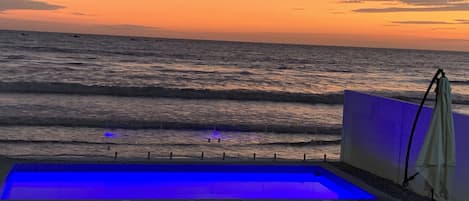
{"left": 1, "top": 0, "right": 469, "bottom": 51}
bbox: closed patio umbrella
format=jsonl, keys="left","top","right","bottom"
{"left": 415, "top": 76, "right": 456, "bottom": 201}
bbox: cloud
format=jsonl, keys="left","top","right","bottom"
{"left": 392, "top": 20, "right": 454, "bottom": 24}
{"left": 434, "top": 38, "right": 469, "bottom": 42}
{"left": 0, "top": 17, "right": 162, "bottom": 37}
{"left": 292, "top": 8, "right": 305, "bottom": 11}
{"left": 454, "top": 19, "right": 469, "bottom": 23}
{"left": 354, "top": 4, "right": 469, "bottom": 12}
{"left": 0, "top": 0, "right": 64, "bottom": 12}
{"left": 400, "top": 0, "right": 467, "bottom": 6}
{"left": 71, "top": 12, "right": 90, "bottom": 16}
{"left": 391, "top": 19, "right": 469, "bottom": 24}
{"left": 344, "top": 0, "right": 468, "bottom": 6}
{"left": 431, "top": 27, "right": 457, "bottom": 30}
{"left": 341, "top": 0, "right": 395, "bottom": 3}
{"left": 345, "top": 0, "right": 469, "bottom": 12}
{"left": 98, "top": 24, "right": 160, "bottom": 33}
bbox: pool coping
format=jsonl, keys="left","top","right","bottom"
{"left": 0, "top": 156, "right": 398, "bottom": 201}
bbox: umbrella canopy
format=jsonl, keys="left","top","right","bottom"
{"left": 416, "top": 76, "right": 456, "bottom": 201}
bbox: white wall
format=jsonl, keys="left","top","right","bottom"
{"left": 341, "top": 90, "right": 469, "bottom": 201}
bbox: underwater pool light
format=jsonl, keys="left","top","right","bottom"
{"left": 104, "top": 131, "right": 117, "bottom": 138}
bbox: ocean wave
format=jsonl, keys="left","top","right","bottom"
{"left": 1, "top": 154, "right": 114, "bottom": 160}
{"left": 0, "top": 117, "right": 342, "bottom": 134}
{"left": 0, "top": 139, "right": 119, "bottom": 145}
{"left": 2, "top": 82, "right": 468, "bottom": 106}
{"left": 0, "top": 139, "right": 192, "bottom": 146}
{"left": 155, "top": 68, "right": 254, "bottom": 75}
{"left": 0, "top": 139, "right": 341, "bottom": 147}
{"left": 5, "top": 55, "right": 27, "bottom": 60}
{"left": 0, "top": 82, "right": 344, "bottom": 104}
{"left": 322, "top": 69, "right": 352, "bottom": 73}
{"left": 257, "top": 139, "right": 341, "bottom": 146}
{"left": 11, "top": 45, "right": 164, "bottom": 58}
{"left": 450, "top": 80, "right": 469, "bottom": 85}
{"left": 66, "top": 62, "right": 85, "bottom": 65}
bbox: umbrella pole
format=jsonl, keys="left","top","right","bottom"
{"left": 431, "top": 188, "right": 435, "bottom": 201}
{"left": 402, "top": 69, "right": 445, "bottom": 187}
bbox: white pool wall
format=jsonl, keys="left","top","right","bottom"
{"left": 341, "top": 90, "right": 469, "bottom": 201}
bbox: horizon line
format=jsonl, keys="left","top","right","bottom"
{"left": 1, "top": 28, "right": 468, "bottom": 54}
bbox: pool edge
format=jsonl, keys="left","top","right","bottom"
{"left": 0, "top": 156, "right": 13, "bottom": 199}
{"left": 1, "top": 157, "right": 396, "bottom": 201}
{"left": 320, "top": 163, "right": 399, "bottom": 201}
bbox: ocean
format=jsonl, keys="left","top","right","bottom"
{"left": 0, "top": 30, "right": 468, "bottom": 161}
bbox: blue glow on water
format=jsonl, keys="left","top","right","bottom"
{"left": 104, "top": 131, "right": 117, "bottom": 138}
{"left": 1, "top": 164, "right": 375, "bottom": 200}
{"left": 211, "top": 130, "right": 220, "bottom": 138}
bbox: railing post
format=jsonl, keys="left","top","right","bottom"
{"left": 201, "top": 152, "right": 204, "bottom": 160}
{"left": 114, "top": 152, "right": 118, "bottom": 160}
{"left": 253, "top": 153, "right": 256, "bottom": 160}
{"left": 147, "top": 152, "right": 151, "bottom": 160}
{"left": 323, "top": 154, "right": 327, "bottom": 162}
{"left": 222, "top": 152, "right": 225, "bottom": 160}
{"left": 274, "top": 153, "right": 277, "bottom": 161}
{"left": 303, "top": 153, "right": 306, "bottom": 161}
{"left": 169, "top": 152, "right": 173, "bottom": 160}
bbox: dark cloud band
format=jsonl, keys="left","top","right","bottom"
{"left": 0, "top": 0, "right": 64, "bottom": 12}
{"left": 345, "top": 0, "right": 469, "bottom": 12}
{"left": 355, "top": 4, "right": 469, "bottom": 12}
{"left": 391, "top": 19, "right": 469, "bottom": 24}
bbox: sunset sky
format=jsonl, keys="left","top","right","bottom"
{"left": 1, "top": 0, "right": 469, "bottom": 51}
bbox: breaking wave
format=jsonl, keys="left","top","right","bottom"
{"left": 0, "top": 116, "right": 342, "bottom": 134}
{"left": 257, "top": 139, "right": 341, "bottom": 146}
{"left": 0, "top": 139, "right": 341, "bottom": 147}
{"left": 0, "top": 82, "right": 344, "bottom": 104}
{"left": 2, "top": 82, "right": 468, "bottom": 105}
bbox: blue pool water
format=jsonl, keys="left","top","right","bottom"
{"left": 1, "top": 163, "right": 375, "bottom": 200}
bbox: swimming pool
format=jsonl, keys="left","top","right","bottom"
{"left": 1, "top": 163, "right": 375, "bottom": 200}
